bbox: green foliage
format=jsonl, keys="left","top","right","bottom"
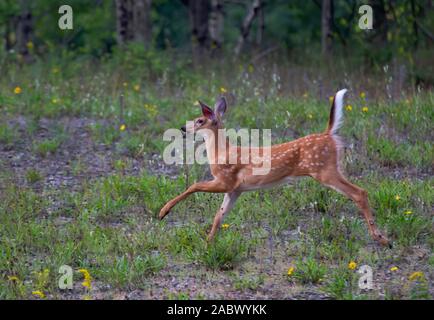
{"left": 25, "top": 169, "right": 43, "bottom": 184}
{"left": 33, "top": 138, "right": 61, "bottom": 157}
{"left": 0, "top": 123, "right": 16, "bottom": 147}
{"left": 232, "top": 274, "right": 265, "bottom": 291}
{"left": 0, "top": 0, "right": 432, "bottom": 66}
{"left": 322, "top": 267, "right": 359, "bottom": 300}
{"left": 102, "top": 254, "right": 166, "bottom": 289}
{"left": 292, "top": 256, "right": 327, "bottom": 284}
{"left": 196, "top": 232, "right": 249, "bottom": 270}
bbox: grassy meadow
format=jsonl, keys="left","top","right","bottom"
{"left": 0, "top": 53, "right": 433, "bottom": 300}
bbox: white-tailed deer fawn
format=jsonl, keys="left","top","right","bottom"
{"left": 159, "top": 89, "right": 390, "bottom": 247}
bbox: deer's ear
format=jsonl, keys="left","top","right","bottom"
{"left": 214, "top": 97, "right": 227, "bottom": 118}
{"left": 199, "top": 101, "right": 215, "bottom": 119}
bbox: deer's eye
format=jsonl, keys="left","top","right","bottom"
{"left": 196, "top": 119, "right": 204, "bottom": 125}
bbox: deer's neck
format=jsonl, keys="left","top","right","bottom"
{"left": 203, "top": 127, "right": 230, "bottom": 165}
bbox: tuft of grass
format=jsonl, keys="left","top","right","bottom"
{"left": 166, "top": 291, "right": 194, "bottom": 300}
{"left": 89, "top": 123, "right": 120, "bottom": 145}
{"left": 232, "top": 274, "right": 265, "bottom": 291}
{"left": 25, "top": 169, "right": 43, "bottom": 184}
{"left": 119, "top": 135, "right": 145, "bottom": 158}
{"left": 367, "top": 135, "right": 432, "bottom": 169}
{"left": 33, "top": 139, "right": 61, "bottom": 157}
{"left": 0, "top": 123, "right": 17, "bottom": 147}
{"left": 196, "top": 231, "right": 248, "bottom": 270}
{"left": 386, "top": 212, "right": 429, "bottom": 246}
{"left": 322, "top": 267, "right": 358, "bottom": 299}
{"left": 292, "top": 256, "right": 327, "bottom": 284}
{"left": 102, "top": 254, "right": 166, "bottom": 289}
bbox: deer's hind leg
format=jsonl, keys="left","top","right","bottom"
{"left": 312, "top": 170, "right": 390, "bottom": 247}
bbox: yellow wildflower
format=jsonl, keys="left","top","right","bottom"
{"left": 78, "top": 269, "right": 91, "bottom": 280}
{"left": 52, "top": 98, "right": 58, "bottom": 104}
{"left": 78, "top": 269, "right": 92, "bottom": 290}
{"left": 248, "top": 64, "right": 254, "bottom": 73}
{"left": 122, "top": 82, "right": 128, "bottom": 88}
{"left": 362, "top": 106, "right": 368, "bottom": 113}
{"left": 287, "top": 267, "right": 295, "bottom": 276}
{"left": 32, "top": 290, "right": 45, "bottom": 299}
{"left": 26, "top": 41, "right": 34, "bottom": 49}
{"left": 52, "top": 67, "right": 60, "bottom": 74}
{"left": 348, "top": 261, "right": 357, "bottom": 270}
{"left": 404, "top": 210, "right": 412, "bottom": 215}
{"left": 82, "top": 279, "right": 92, "bottom": 289}
{"left": 409, "top": 271, "right": 424, "bottom": 281}
{"left": 133, "top": 84, "right": 140, "bottom": 92}
{"left": 360, "top": 92, "right": 366, "bottom": 99}
{"left": 8, "top": 276, "right": 19, "bottom": 282}
{"left": 221, "top": 224, "right": 230, "bottom": 229}
{"left": 329, "top": 96, "right": 334, "bottom": 103}
{"left": 83, "top": 295, "right": 92, "bottom": 300}
{"left": 14, "top": 86, "right": 22, "bottom": 94}
{"left": 308, "top": 114, "right": 313, "bottom": 119}
{"left": 220, "top": 87, "right": 227, "bottom": 94}
{"left": 346, "top": 105, "right": 352, "bottom": 111}
{"left": 193, "top": 100, "right": 200, "bottom": 106}
{"left": 395, "top": 195, "right": 401, "bottom": 201}
{"left": 390, "top": 266, "right": 399, "bottom": 272}
{"left": 144, "top": 104, "right": 158, "bottom": 117}
{"left": 119, "top": 124, "right": 126, "bottom": 132}
{"left": 303, "top": 92, "right": 308, "bottom": 98}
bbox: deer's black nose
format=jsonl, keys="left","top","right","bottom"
{"left": 181, "top": 126, "right": 186, "bottom": 132}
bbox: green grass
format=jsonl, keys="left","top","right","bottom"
{"left": 196, "top": 232, "right": 249, "bottom": 270}
{"left": 232, "top": 274, "right": 265, "bottom": 291}
{"left": 322, "top": 267, "right": 359, "bottom": 300}
{"left": 0, "top": 123, "right": 17, "bottom": 147}
{"left": 0, "top": 55, "right": 432, "bottom": 300}
{"left": 99, "top": 254, "right": 166, "bottom": 289}
{"left": 33, "top": 138, "right": 62, "bottom": 157}
{"left": 25, "top": 169, "right": 43, "bottom": 184}
{"left": 292, "top": 256, "right": 327, "bottom": 285}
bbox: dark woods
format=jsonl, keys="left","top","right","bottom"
{"left": 1, "top": 0, "right": 433, "bottom": 94}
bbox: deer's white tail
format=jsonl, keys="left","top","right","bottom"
{"left": 327, "top": 89, "right": 347, "bottom": 135}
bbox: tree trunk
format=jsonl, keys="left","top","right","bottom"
{"left": 370, "top": 0, "right": 388, "bottom": 46}
{"left": 4, "top": 17, "right": 15, "bottom": 51}
{"left": 133, "top": 0, "right": 152, "bottom": 47}
{"left": 115, "top": 0, "right": 134, "bottom": 45}
{"left": 187, "top": 0, "right": 211, "bottom": 58}
{"left": 321, "top": 0, "right": 332, "bottom": 58}
{"left": 115, "top": 0, "right": 152, "bottom": 47}
{"left": 16, "top": 0, "right": 34, "bottom": 63}
{"left": 410, "top": 0, "right": 418, "bottom": 49}
{"left": 256, "top": 3, "right": 265, "bottom": 46}
{"left": 234, "top": 0, "right": 262, "bottom": 56}
{"left": 209, "top": 0, "right": 224, "bottom": 51}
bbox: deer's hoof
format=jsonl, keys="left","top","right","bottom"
{"left": 159, "top": 206, "right": 170, "bottom": 220}
{"left": 373, "top": 231, "right": 391, "bottom": 247}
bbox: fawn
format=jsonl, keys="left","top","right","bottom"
{"left": 159, "top": 89, "right": 390, "bottom": 247}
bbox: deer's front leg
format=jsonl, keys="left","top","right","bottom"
{"left": 159, "top": 180, "right": 231, "bottom": 220}
{"left": 207, "top": 191, "right": 240, "bottom": 241}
